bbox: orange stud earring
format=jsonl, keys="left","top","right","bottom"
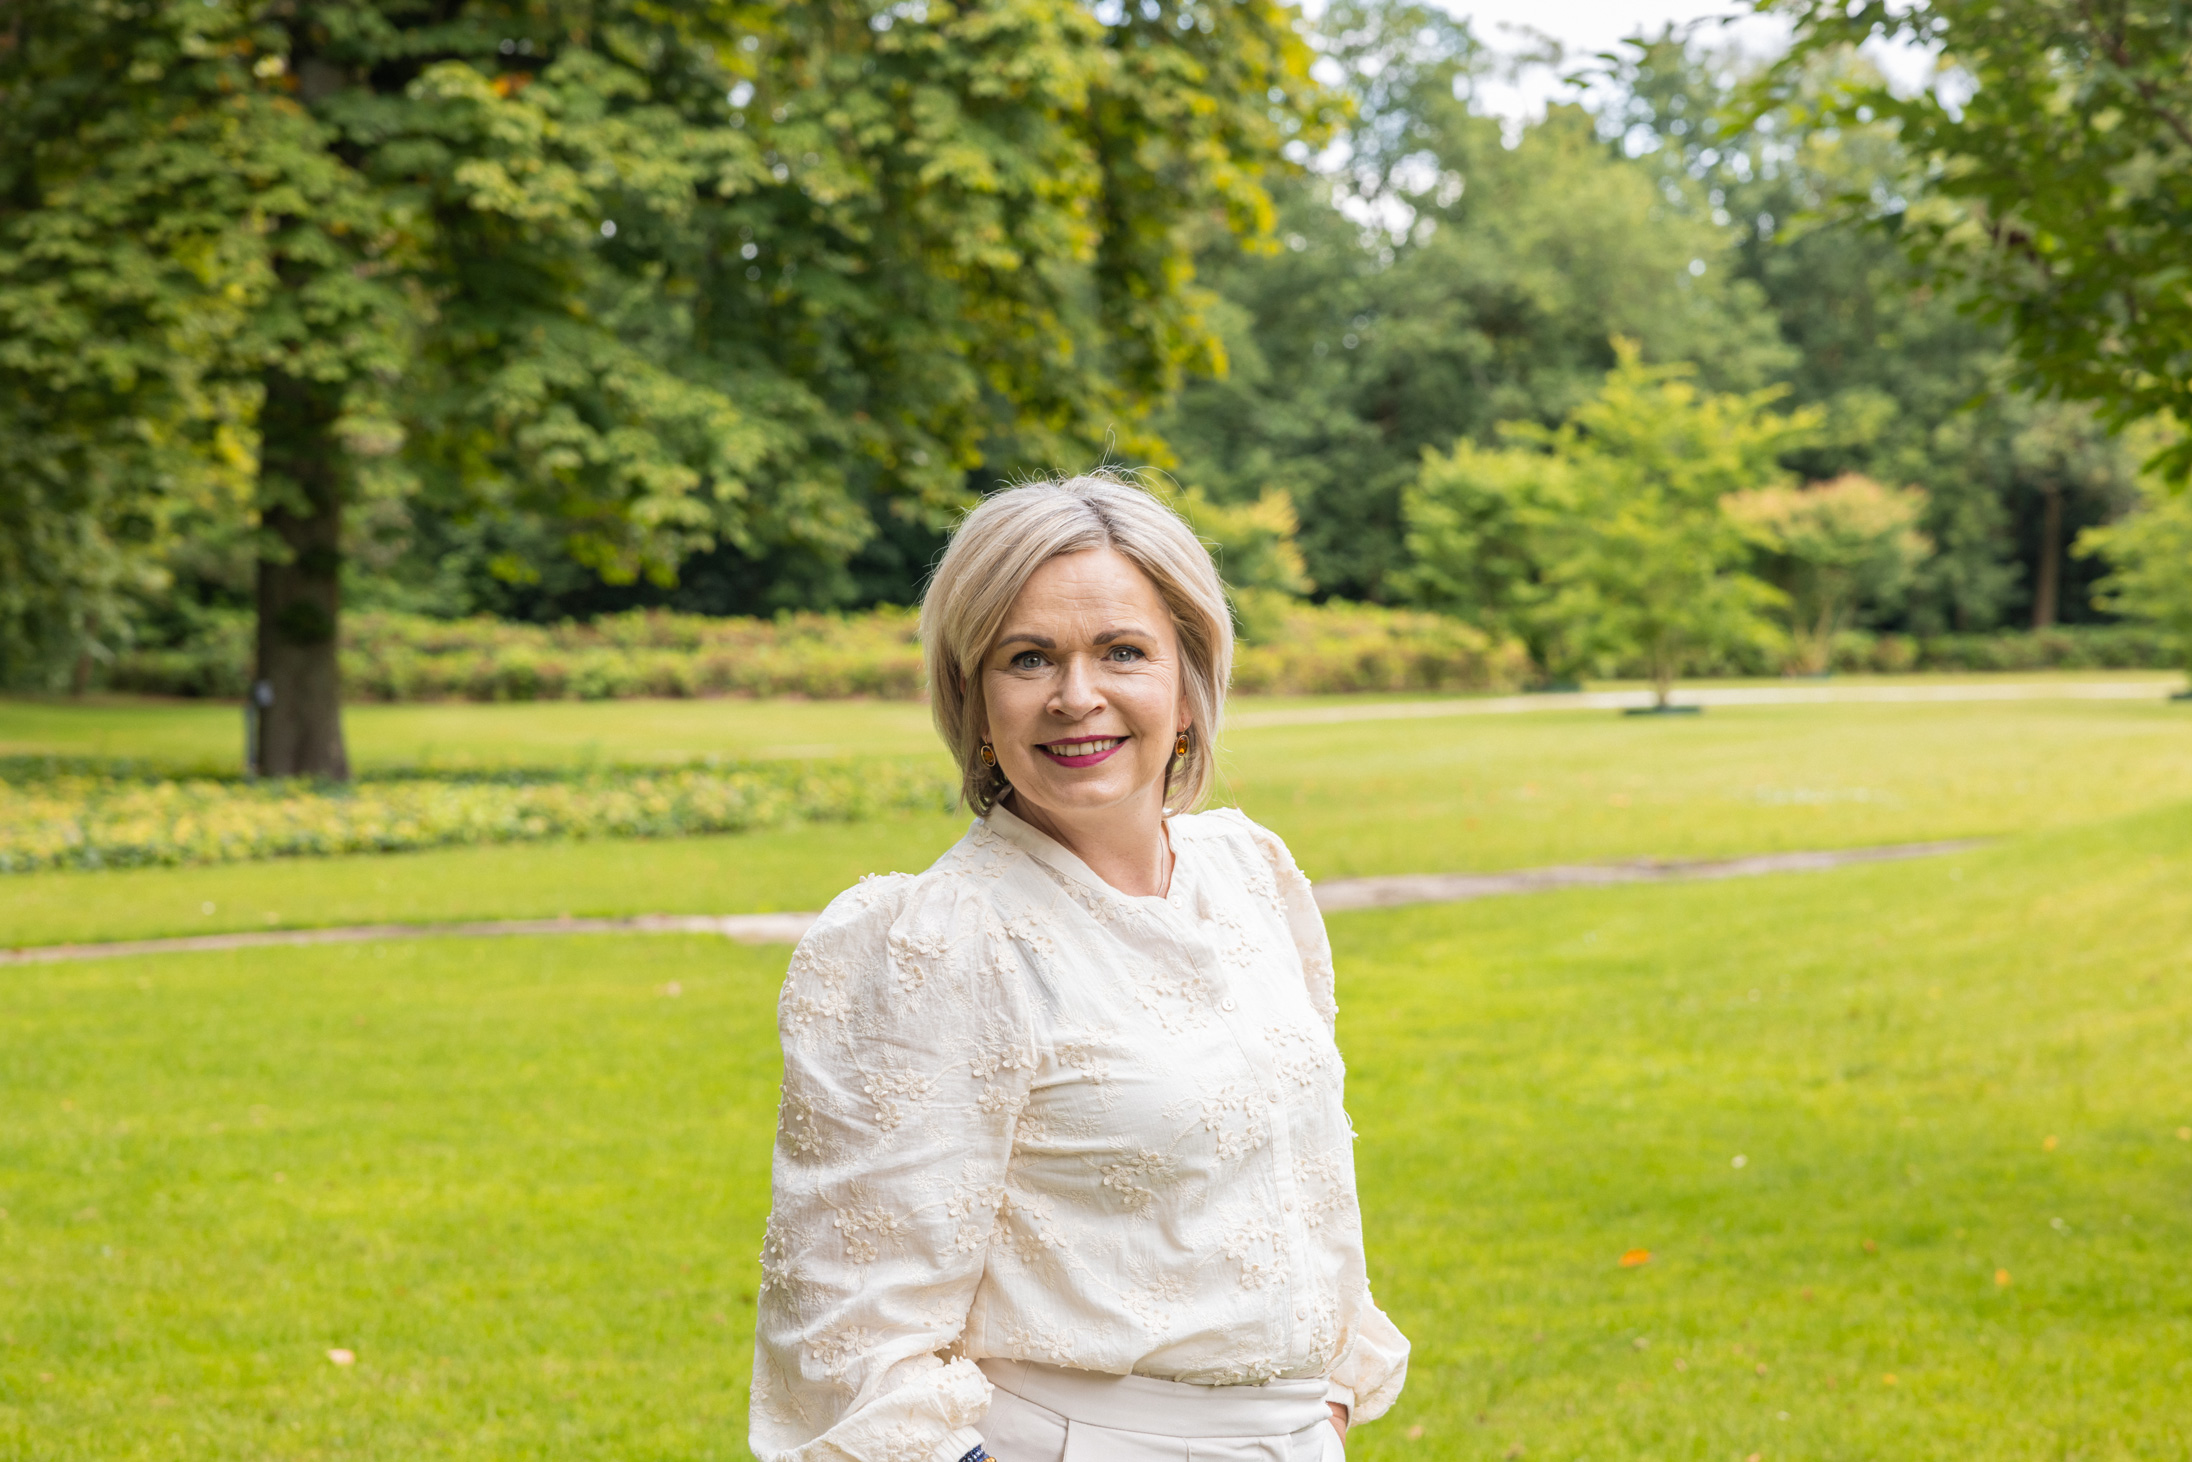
{"left": 1173, "top": 731, "right": 1190, "bottom": 758}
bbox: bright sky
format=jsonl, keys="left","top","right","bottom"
{"left": 1439, "top": 0, "right": 1934, "bottom": 122}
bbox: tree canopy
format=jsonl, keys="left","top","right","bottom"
{"left": 3, "top": 0, "right": 2179, "bottom": 710}
{"left": 1765, "top": 0, "right": 2192, "bottom": 480}
{"left": 0, "top": 0, "right": 1329, "bottom": 766}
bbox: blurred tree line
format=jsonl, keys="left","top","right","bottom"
{"left": 3, "top": 0, "right": 2186, "bottom": 766}
{"left": 1160, "top": 5, "right": 2151, "bottom": 628}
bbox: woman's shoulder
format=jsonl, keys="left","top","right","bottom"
{"left": 1172, "top": 805, "right": 1306, "bottom": 876}
{"left": 797, "top": 818, "right": 1025, "bottom": 954}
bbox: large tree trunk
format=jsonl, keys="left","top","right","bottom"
{"left": 2031, "top": 482, "right": 2063, "bottom": 630}
{"left": 253, "top": 372, "right": 350, "bottom": 779}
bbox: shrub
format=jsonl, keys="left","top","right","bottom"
{"left": 1230, "top": 593, "right": 1531, "bottom": 695}
{"left": 96, "top": 603, "right": 2173, "bottom": 704}
{"left": 1828, "top": 625, "right": 2174, "bottom": 674}
{"left": 107, "top": 601, "right": 1527, "bottom": 702}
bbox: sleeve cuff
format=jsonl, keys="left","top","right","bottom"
{"left": 936, "top": 1426, "right": 988, "bottom": 1462}
{"left": 1322, "top": 1382, "right": 1354, "bottom": 1414}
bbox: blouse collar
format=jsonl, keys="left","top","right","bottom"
{"left": 983, "top": 799, "right": 1183, "bottom": 907}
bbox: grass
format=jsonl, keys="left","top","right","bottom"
{"left": 0, "top": 695, "right": 941, "bottom": 771}
{"left": 6, "top": 688, "right": 2192, "bottom": 1456}
{"left": 1342, "top": 803, "right": 2192, "bottom": 1459}
{"left": 3, "top": 673, "right": 2181, "bottom": 772}
{"left": 1218, "top": 696, "right": 2192, "bottom": 880}
{"left": 1, "top": 934, "right": 780, "bottom": 1460}
{"left": 0, "top": 813, "right": 967, "bottom": 949}
{"left": 7, "top": 692, "right": 2192, "bottom": 947}
{"left": 5, "top": 802, "right": 2189, "bottom": 1457}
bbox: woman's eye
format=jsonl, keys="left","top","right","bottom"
{"left": 1106, "top": 645, "right": 1145, "bottom": 662}
{"left": 1011, "top": 652, "right": 1047, "bottom": 670}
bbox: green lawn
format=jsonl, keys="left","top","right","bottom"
{"left": 0, "top": 695, "right": 941, "bottom": 771}
{"left": 6, "top": 803, "right": 2189, "bottom": 1457}
{"left": 8, "top": 690, "right": 2192, "bottom": 947}
{"left": 1345, "top": 803, "right": 2192, "bottom": 1459}
{"left": 6, "top": 690, "right": 2192, "bottom": 1457}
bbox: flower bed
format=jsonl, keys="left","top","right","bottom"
{"left": 0, "top": 758, "right": 955, "bottom": 874}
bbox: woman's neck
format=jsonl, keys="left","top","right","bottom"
{"left": 1006, "top": 790, "right": 1173, "bottom": 898}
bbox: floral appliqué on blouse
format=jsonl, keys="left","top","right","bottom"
{"left": 750, "top": 804, "right": 1410, "bottom": 1462}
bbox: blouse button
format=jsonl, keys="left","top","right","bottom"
{"left": 1295, "top": 1307, "right": 1307, "bottom": 1320}
{"left": 1220, "top": 997, "right": 1237, "bottom": 1012}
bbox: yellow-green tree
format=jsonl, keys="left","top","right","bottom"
{"left": 1725, "top": 475, "right": 1930, "bottom": 673}
{"left": 2080, "top": 471, "right": 2192, "bottom": 678}
{"left": 1405, "top": 343, "right": 1817, "bottom": 704}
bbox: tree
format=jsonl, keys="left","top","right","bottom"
{"left": 2080, "top": 468, "right": 2192, "bottom": 677}
{"left": 1404, "top": 341, "right": 1814, "bottom": 703}
{"left": 1724, "top": 474, "right": 1928, "bottom": 671}
{"left": 1396, "top": 438, "right": 1589, "bottom": 685}
{"left": 0, "top": 0, "right": 1330, "bottom": 768}
{"left": 1765, "top": 0, "right": 2192, "bottom": 481}
{"left": 1585, "top": 26, "right": 2167, "bottom": 633}
{"left": 1154, "top": 0, "right": 1792, "bottom": 603}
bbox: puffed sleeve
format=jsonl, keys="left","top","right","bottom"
{"left": 1215, "top": 811, "right": 1413, "bottom": 1423}
{"left": 750, "top": 873, "right": 1038, "bottom": 1462}
{"left": 1212, "top": 809, "right": 1338, "bottom": 1031}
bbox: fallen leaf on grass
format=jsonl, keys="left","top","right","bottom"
{"left": 1882, "top": 1374, "right": 1897, "bottom": 1386}
{"left": 1406, "top": 1425, "right": 1424, "bottom": 1440}
{"left": 1995, "top": 1269, "right": 2011, "bottom": 1287}
{"left": 328, "top": 1349, "right": 356, "bottom": 1366}
{"left": 1618, "top": 1249, "right": 1651, "bottom": 1267}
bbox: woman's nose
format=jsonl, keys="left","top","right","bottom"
{"left": 1049, "top": 655, "right": 1103, "bottom": 718}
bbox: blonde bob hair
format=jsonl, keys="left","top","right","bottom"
{"left": 921, "top": 474, "right": 1234, "bottom": 817}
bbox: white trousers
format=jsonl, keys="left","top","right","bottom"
{"left": 976, "top": 1359, "right": 1343, "bottom": 1462}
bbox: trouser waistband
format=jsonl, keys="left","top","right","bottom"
{"left": 978, "top": 1359, "right": 1330, "bottom": 1438}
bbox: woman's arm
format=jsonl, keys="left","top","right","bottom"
{"left": 1225, "top": 812, "right": 1414, "bottom": 1425}
{"left": 750, "top": 880, "right": 1035, "bottom": 1462}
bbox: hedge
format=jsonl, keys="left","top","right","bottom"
{"left": 1831, "top": 625, "right": 2179, "bottom": 674}
{"left": 105, "top": 602, "right": 1533, "bottom": 701}
{"left": 97, "top": 607, "right": 2179, "bottom": 706}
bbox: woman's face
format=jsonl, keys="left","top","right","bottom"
{"left": 981, "top": 546, "right": 1189, "bottom": 830}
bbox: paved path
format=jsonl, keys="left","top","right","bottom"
{"left": 1308, "top": 839, "right": 1981, "bottom": 912}
{"left": 1229, "top": 677, "right": 2185, "bottom": 728}
{"left": 0, "top": 838, "right": 1982, "bottom": 966}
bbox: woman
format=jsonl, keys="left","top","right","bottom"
{"left": 752, "top": 476, "right": 1409, "bottom": 1462}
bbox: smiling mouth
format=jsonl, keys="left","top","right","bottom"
{"left": 1038, "top": 736, "right": 1127, "bottom": 767}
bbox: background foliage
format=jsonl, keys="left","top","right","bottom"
{"left": 3, "top": 0, "right": 2189, "bottom": 701}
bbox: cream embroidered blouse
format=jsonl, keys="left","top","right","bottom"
{"left": 750, "top": 803, "right": 1410, "bottom": 1462}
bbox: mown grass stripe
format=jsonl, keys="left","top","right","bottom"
{"left": 0, "top": 840, "right": 1979, "bottom": 964}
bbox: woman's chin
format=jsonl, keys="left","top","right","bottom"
{"left": 1010, "top": 767, "right": 1165, "bottom": 821}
